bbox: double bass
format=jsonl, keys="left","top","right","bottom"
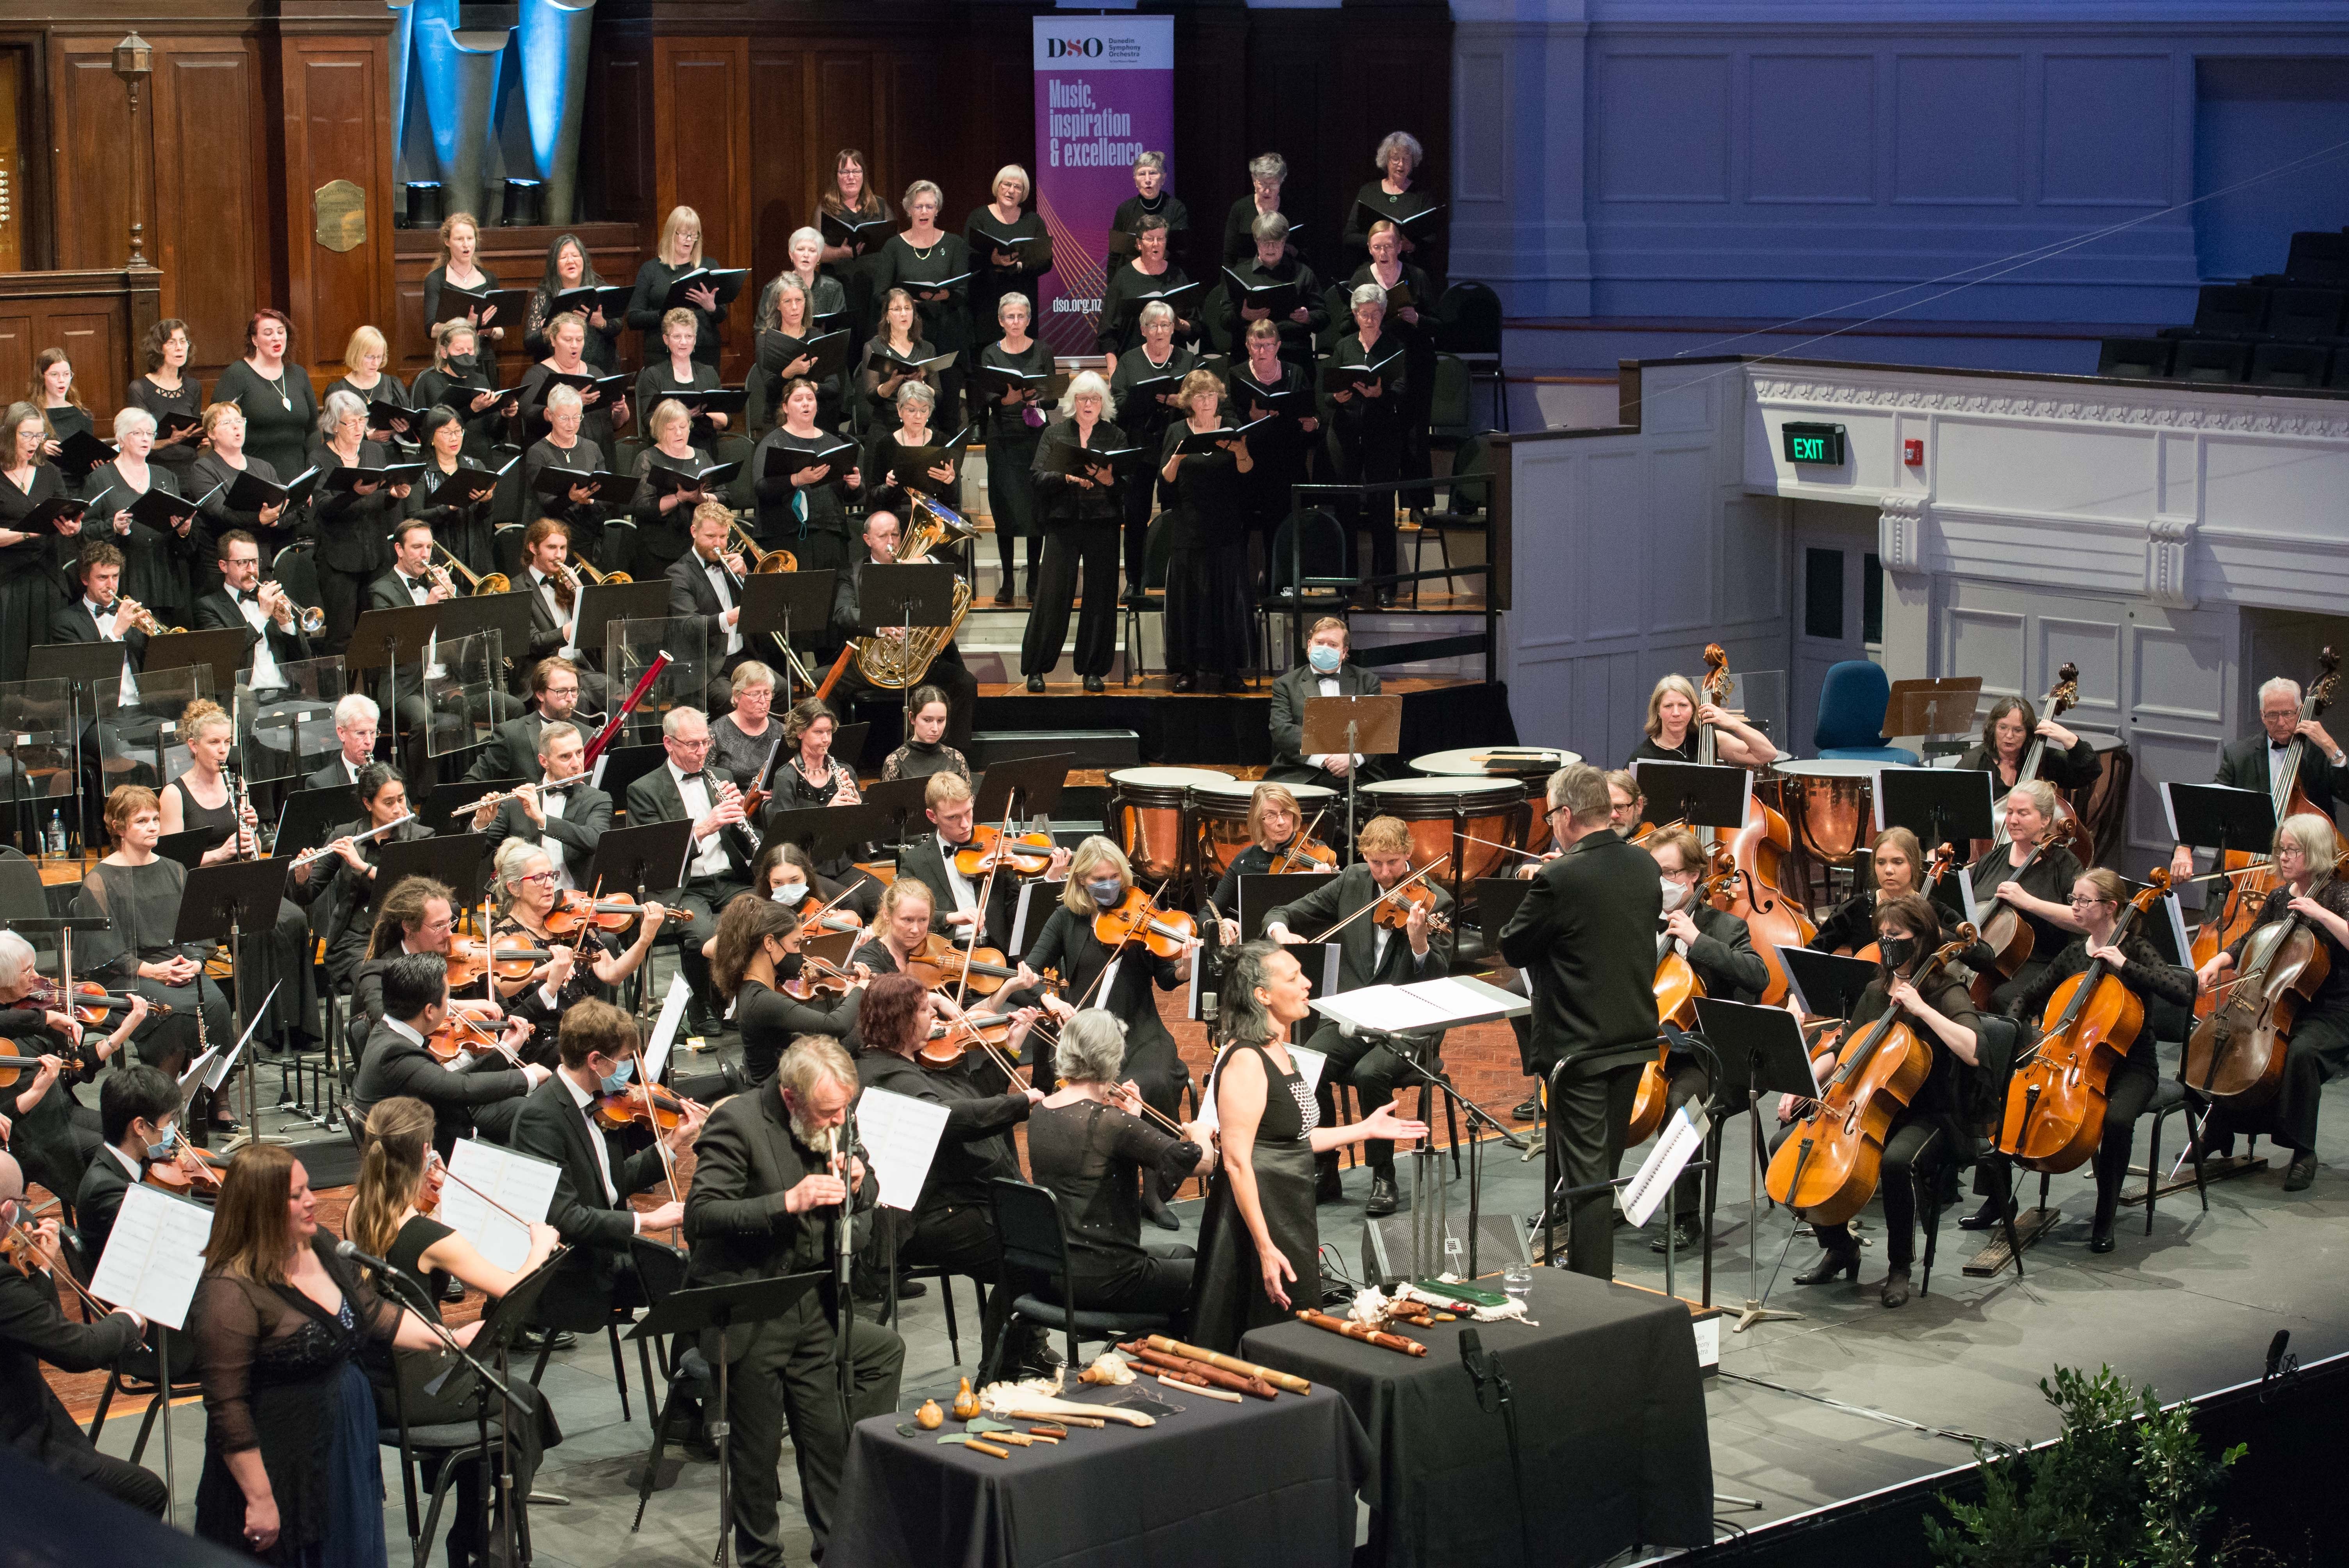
{"left": 1995, "top": 870, "right": 2171, "bottom": 1172}
{"left": 2190, "top": 647, "right": 2339, "bottom": 1019}
{"left": 1971, "top": 663, "right": 2092, "bottom": 864}
{"left": 2183, "top": 872, "right": 2331, "bottom": 1107}
{"left": 1765, "top": 924, "right": 1978, "bottom": 1227}
{"left": 1694, "top": 645, "right": 1813, "bottom": 1004}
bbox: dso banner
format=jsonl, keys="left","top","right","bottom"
{"left": 1032, "top": 14, "right": 1174, "bottom": 356}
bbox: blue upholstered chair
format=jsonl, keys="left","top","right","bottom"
{"left": 1812, "top": 660, "right": 1920, "bottom": 766}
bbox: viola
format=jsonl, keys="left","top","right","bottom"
{"left": 1267, "top": 813, "right": 1337, "bottom": 876}
{"left": 1368, "top": 879, "right": 1451, "bottom": 935}
{"left": 447, "top": 935, "right": 555, "bottom": 987}
{"left": 1997, "top": 870, "right": 2170, "bottom": 1172}
{"left": 593, "top": 1081, "right": 699, "bottom": 1133}
{"left": 903, "top": 934, "right": 1023, "bottom": 995}
{"left": 544, "top": 891, "right": 693, "bottom": 937}
{"left": 2184, "top": 876, "right": 2332, "bottom": 1107}
{"left": 953, "top": 824, "right": 1057, "bottom": 878}
{"left": 2, "top": 1219, "right": 111, "bottom": 1319}
{"left": 142, "top": 1140, "right": 226, "bottom": 1198}
{"left": 782, "top": 951, "right": 863, "bottom": 1002}
{"left": 1765, "top": 924, "right": 1978, "bottom": 1226}
{"left": 2192, "top": 647, "right": 2341, "bottom": 1019}
{"left": 0, "top": 1040, "right": 34, "bottom": 1090}
{"left": 918, "top": 1012, "right": 1019, "bottom": 1072}
{"left": 1093, "top": 886, "right": 1199, "bottom": 958}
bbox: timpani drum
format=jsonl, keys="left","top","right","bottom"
{"left": 1359, "top": 777, "right": 1530, "bottom": 902}
{"left": 1106, "top": 766, "right": 1233, "bottom": 884}
{"left": 1777, "top": 758, "right": 1880, "bottom": 866}
{"left": 1411, "top": 746, "right": 1580, "bottom": 853}
{"left": 1192, "top": 779, "right": 1339, "bottom": 879}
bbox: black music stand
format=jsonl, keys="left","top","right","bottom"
{"left": 426, "top": 778, "right": 524, "bottom": 835}
{"left": 345, "top": 604, "right": 444, "bottom": 768}
{"left": 1689, "top": 996, "right": 1825, "bottom": 1331}
{"left": 1475, "top": 875, "right": 1532, "bottom": 947}
{"left": 624, "top": 1271, "right": 828, "bottom": 1568}
{"left": 2165, "top": 782, "right": 2278, "bottom": 868}
{"left": 595, "top": 741, "right": 668, "bottom": 808}
{"left": 141, "top": 629, "right": 249, "bottom": 702}
{"left": 761, "top": 803, "right": 892, "bottom": 866}
{"left": 1237, "top": 873, "right": 1340, "bottom": 939}
{"left": 576, "top": 581, "right": 669, "bottom": 650}
{"left": 1301, "top": 695, "right": 1401, "bottom": 862}
{"left": 738, "top": 571, "right": 838, "bottom": 706}
{"left": 850, "top": 564, "right": 957, "bottom": 638}
{"left": 857, "top": 778, "right": 929, "bottom": 845}
{"left": 177, "top": 855, "right": 299, "bottom": 1151}
{"left": 376, "top": 833, "right": 494, "bottom": 912}
{"left": 1629, "top": 759, "right": 1750, "bottom": 836}
{"left": 156, "top": 827, "right": 224, "bottom": 870}
{"left": 1776, "top": 946, "right": 1881, "bottom": 1024}
{"left": 971, "top": 753, "right": 1072, "bottom": 829}
{"left": 587, "top": 818, "right": 697, "bottom": 898}
{"left": 831, "top": 722, "right": 872, "bottom": 776}
{"left": 274, "top": 786, "right": 359, "bottom": 853}
{"left": 1875, "top": 765, "right": 1995, "bottom": 858}
{"left": 29, "top": 640, "right": 140, "bottom": 851}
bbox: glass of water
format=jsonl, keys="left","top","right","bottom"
{"left": 1502, "top": 1262, "right": 1533, "bottom": 1305}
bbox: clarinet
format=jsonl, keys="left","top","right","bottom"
{"left": 704, "top": 768, "right": 762, "bottom": 855}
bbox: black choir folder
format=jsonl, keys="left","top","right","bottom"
{"left": 659, "top": 267, "right": 749, "bottom": 310}
{"left": 1223, "top": 268, "right": 1302, "bottom": 319}
{"left": 1320, "top": 353, "right": 1404, "bottom": 397}
{"left": 758, "top": 330, "right": 852, "bottom": 380}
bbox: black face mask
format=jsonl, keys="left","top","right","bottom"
{"left": 776, "top": 952, "right": 805, "bottom": 981}
{"left": 1878, "top": 936, "right": 1917, "bottom": 971}
{"left": 448, "top": 354, "right": 479, "bottom": 376}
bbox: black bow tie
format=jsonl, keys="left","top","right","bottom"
{"left": 2274, "top": 741, "right": 2293, "bottom": 752}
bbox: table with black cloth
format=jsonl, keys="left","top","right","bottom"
{"left": 829, "top": 1379, "right": 1373, "bottom": 1568}
{"left": 1240, "top": 1269, "right": 1712, "bottom": 1568}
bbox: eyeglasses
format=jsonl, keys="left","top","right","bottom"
{"left": 670, "top": 736, "right": 711, "bottom": 751}
{"left": 2065, "top": 894, "right": 2111, "bottom": 907}
{"left": 514, "top": 870, "right": 557, "bottom": 886}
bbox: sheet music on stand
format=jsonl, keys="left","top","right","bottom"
{"left": 1622, "top": 1106, "right": 1711, "bottom": 1228}
{"left": 444, "top": 1139, "right": 561, "bottom": 1273}
{"left": 855, "top": 1087, "right": 951, "bottom": 1212}
{"left": 202, "top": 983, "right": 279, "bottom": 1095}
{"left": 177, "top": 1049, "right": 219, "bottom": 1095}
{"left": 90, "top": 1182, "right": 215, "bottom": 1330}
{"left": 1308, "top": 975, "right": 1531, "bottom": 1036}
{"left": 644, "top": 972, "right": 691, "bottom": 1080}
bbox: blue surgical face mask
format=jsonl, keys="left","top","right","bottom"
{"left": 144, "top": 1122, "right": 177, "bottom": 1163}
{"left": 1308, "top": 644, "right": 1342, "bottom": 674}
{"left": 598, "top": 1058, "right": 636, "bottom": 1095}
{"left": 772, "top": 880, "right": 808, "bottom": 906}
{"left": 1087, "top": 878, "right": 1125, "bottom": 908}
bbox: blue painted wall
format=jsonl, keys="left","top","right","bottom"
{"left": 1457, "top": 1, "right": 2349, "bottom": 325}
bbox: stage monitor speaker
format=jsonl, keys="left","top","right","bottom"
{"left": 1361, "top": 1212, "right": 1533, "bottom": 1288}
{"left": 969, "top": 729, "right": 1141, "bottom": 771}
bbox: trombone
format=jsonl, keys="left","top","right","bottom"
{"left": 433, "top": 540, "right": 510, "bottom": 596}
{"left": 727, "top": 510, "right": 797, "bottom": 576}
{"left": 564, "top": 556, "right": 632, "bottom": 587}
{"left": 711, "top": 548, "right": 820, "bottom": 691}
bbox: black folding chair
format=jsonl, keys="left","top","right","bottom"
{"left": 980, "top": 1176, "right": 1178, "bottom": 1384}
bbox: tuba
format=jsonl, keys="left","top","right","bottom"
{"left": 853, "top": 494, "right": 975, "bottom": 690}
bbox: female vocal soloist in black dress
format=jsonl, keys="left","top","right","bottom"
{"left": 214, "top": 311, "right": 319, "bottom": 483}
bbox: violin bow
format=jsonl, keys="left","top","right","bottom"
{"left": 631, "top": 1035, "right": 686, "bottom": 1239}
{"left": 955, "top": 807, "right": 1019, "bottom": 1016}
{"left": 1274, "top": 809, "right": 1330, "bottom": 873}
{"left": 7, "top": 1217, "right": 111, "bottom": 1318}
{"left": 1310, "top": 853, "right": 1451, "bottom": 944}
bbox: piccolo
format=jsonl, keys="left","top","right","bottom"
{"left": 289, "top": 812, "right": 417, "bottom": 870}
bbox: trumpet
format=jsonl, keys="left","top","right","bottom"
{"left": 103, "top": 595, "right": 182, "bottom": 636}
{"left": 433, "top": 541, "right": 510, "bottom": 597}
{"left": 257, "top": 581, "right": 328, "bottom": 635}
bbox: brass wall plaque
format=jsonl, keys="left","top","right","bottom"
{"left": 314, "top": 180, "right": 367, "bottom": 252}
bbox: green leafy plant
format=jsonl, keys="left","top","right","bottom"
{"left": 1926, "top": 1365, "right": 2244, "bottom": 1568}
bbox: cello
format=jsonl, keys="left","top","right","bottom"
{"left": 2183, "top": 869, "right": 2332, "bottom": 1108}
{"left": 1971, "top": 663, "right": 2092, "bottom": 864}
{"left": 1995, "top": 869, "right": 2171, "bottom": 1173}
{"left": 1964, "top": 836, "right": 2047, "bottom": 1008}
{"left": 2190, "top": 647, "right": 2338, "bottom": 1019}
{"left": 1766, "top": 923, "right": 1978, "bottom": 1227}
{"left": 1693, "top": 645, "right": 1812, "bottom": 1003}
{"left": 1624, "top": 894, "right": 1713, "bottom": 1145}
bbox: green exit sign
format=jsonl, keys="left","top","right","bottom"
{"left": 1783, "top": 421, "right": 1847, "bottom": 466}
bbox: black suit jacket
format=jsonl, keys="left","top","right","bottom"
{"left": 2214, "top": 733, "right": 2340, "bottom": 823}
{"left": 1680, "top": 903, "right": 1769, "bottom": 1006}
{"left": 1499, "top": 830, "right": 1664, "bottom": 1078}
{"left": 682, "top": 1077, "right": 878, "bottom": 1360}
{"left": 893, "top": 830, "right": 1018, "bottom": 944}
{"left": 350, "top": 1019, "right": 533, "bottom": 1150}
{"left": 368, "top": 568, "right": 440, "bottom": 615}
{"left": 480, "top": 781, "right": 611, "bottom": 883}
{"left": 462, "top": 711, "right": 548, "bottom": 783}
{"left": 43, "top": 598, "right": 149, "bottom": 668}
{"left": 1264, "top": 861, "right": 1454, "bottom": 992}
{"left": 0, "top": 1260, "right": 143, "bottom": 1464}
{"left": 665, "top": 550, "right": 738, "bottom": 657}
{"left": 625, "top": 763, "right": 756, "bottom": 888}
{"left": 192, "top": 586, "right": 312, "bottom": 677}
{"left": 508, "top": 1072, "right": 667, "bottom": 1306}
{"left": 1267, "top": 661, "right": 1382, "bottom": 783}
{"left": 72, "top": 1150, "right": 139, "bottom": 1272}
{"left": 308, "top": 755, "right": 369, "bottom": 794}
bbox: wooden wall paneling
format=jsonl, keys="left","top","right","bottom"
{"left": 810, "top": 49, "right": 876, "bottom": 183}
{"left": 392, "top": 223, "right": 642, "bottom": 378}
{"left": 1174, "top": 7, "right": 1251, "bottom": 280}
{"left": 149, "top": 37, "right": 264, "bottom": 385}
{"left": 45, "top": 38, "right": 134, "bottom": 273}
{"left": 278, "top": 34, "right": 397, "bottom": 381}
{"left": 0, "top": 273, "right": 133, "bottom": 411}
{"left": 651, "top": 36, "right": 751, "bottom": 378}
{"left": 583, "top": 28, "right": 653, "bottom": 241}
{"left": 747, "top": 43, "right": 807, "bottom": 302}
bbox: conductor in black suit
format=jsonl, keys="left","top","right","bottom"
{"left": 0, "top": 1152, "right": 166, "bottom": 1516}
{"left": 891, "top": 770, "right": 1070, "bottom": 950}
{"left": 1498, "top": 763, "right": 1664, "bottom": 1281}
{"left": 2170, "top": 672, "right": 2346, "bottom": 880}
{"left": 625, "top": 706, "right": 758, "bottom": 1017}
{"left": 475, "top": 718, "right": 610, "bottom": 887}
{"left": 1262, "top": 815, "right": 1454, "bottom": 1216}
{"left": 508, "top": 1000, "right": 701, "bottom": 1331}
{"left": 1268, "top": 616, "right": 1382, "bottom": 788}
{"left": 349, "top": 953, "right": 546, "bottom": 1154}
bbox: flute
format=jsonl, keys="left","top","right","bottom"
{"left": 467, "top": 772, "right": 592, "bottom": 816}
{"left": 289, "top": 812, "right": 417, "bottom": 870}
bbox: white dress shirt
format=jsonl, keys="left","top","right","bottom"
{"left": 530, "top": 567, "right": 579, "bottom": 658}
{"left": 939, "top": 832, "right": 980, "bottom": 918}
{"left": 672, "top": 760, "right": 732, "bottom": 880}
{"left": 559, "top": 1069, "right": 630, "bottom": 1215}
{"left": 396, "top": 572, "right": 447, "bottom": 679}
{"left": 700, "top": 552, "right": 745, "bottom": 656}
{"left": 84, "top": 597, "right": 139, "bottom": 708}
{"left": 1306, "top": 670, "right": 1362, "bottom": 769}
{"left": 540, "top": 785, "right": 575, "bottom": 890}
{"left": 225, "top": 588, "right": 287, "bottom": 689}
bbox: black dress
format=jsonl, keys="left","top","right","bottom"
{"left": 524, "top": 284, "right": 622, "bottom": 371}
{"left": 1020, "top": 418, "right": 1130, "bottom": 681}
{"left": 633, "top": 359, "right": 723, "bottom": 452}
{"left": 855, "top": 333, "right": 939, "bottom": 435}
{"left": 1110, "top": 192, "right": 1190, "bottom": 263}
{"left": 323, "top": 373, "right": 413, "bottom": 451}
{"left": 1964, "top": 841, "right": 2085, "bottom": 1011}
{"left": 213, "top": 360, "right": 321, "bottom": 481}
{"left": 633, "top": 443, "right": 713, "bottom": 573}
{"left": 626, "top": 257, "right": 729, "bottom": 368}
{"left": 862, "top": 428, "right": 962, "bottom": 514}
{"left": 1028, "top": 1099, "right": 1201, "bottom": 1313}
{"left": 1157, "top": 422, "right": 1255, "bottom": 681}
{"left": 515, "top": 359, "right": 622, "bottom": 456}
{"left": 421, "top": 265, "right": 507, "bottom": 382}
{"left": 1188, "top": 1040, "right": 1319, "bottom": 1351}
{"left": 874, "top": 232, "right": 973, "bottom": 431}
{"left": 1347, "top": 260, "right": 1439, "bottom": 488}
{"left": 72, "top": 856, "right": 234, "bottom": 1073}
{"left": 522, "top": 436, "right": 608, "bottom": 565}
{"left": 753, "top": 314, "right": 849, "bottom": 434}
{"left": 167, "top": 776, "right": 318, "bottom": 1049}
{"left": 1017, "top": 904, "right": 1185, "bottom": 1122}
{"left": 405, "top": 456, "right": 499, "bottom": 579}
{"left": 1320, "top": 328, "right": 1409, "bottom": 583}
{"left": 962, "top": 206, "right": 1054, "bottom": 351}
{"left": 751, "top": 427, "right": 855, "bottom": 572}
{"left": 127, "top": 375, "right": 205, "bottom": 484}
{"left": 1341, "top": 180, "right": 1442, "bottom": 280}
{"left": 191, "top": 452, "right": 304, "bottom": 572}
{"left": 975, "top": 339, "right": 1053, "bottom": 588}
{"left": 1228, "top": 359, "right": 1317, "bottom": 536}
{"left": 737, "top": 974, "right": 861, "bottom": 1087}
{"left": 194, "top": 1238, "right": 399, "bottom": 1568}
{"left": 1218, "top": 257, "right": 1327, "bottom": 366}
{"left": 410, "top": 367, "right": 506, "bottom": 461}
{"left": 80, "top": 460, "right": 184, "bottom": 622}
{"left": 0, "top": 465, "right": 75, "bottom": 684}
{"left": 308, "top": 440, "right": 399, "bottom": 654}
{"left": 1096, "top": 264, "right": 1194, "bottom": 362}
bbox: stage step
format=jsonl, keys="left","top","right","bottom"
{"left": 1960, "top": 1205, "right": 2060, "bottom": 1277}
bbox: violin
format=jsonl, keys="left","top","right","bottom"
{"left": 953, "top": 824, "right": 1057, "bottom": 878}
{"left": 1093, "top": 886, "right": 1199, "bottom": 958}
{"left": 1267, "top": 811, "right": 1337, "bottom": 875}
{"left": 27, "top": 981, "right": 171, "bottom": 1024}
{"left": 427, "top": 1012, "right": 522, "bottom": 1065}
{"left": 1765, "top": 924, "right": 1978, "bottom": 1226}
{"left": 1997, "top": 870, "right": 2169, "bottom": 1172}
{"left": 903, "top": 934, "right": 1023, "bottom": 995}
{"left": 592, "top": 1081, "right": 700, "bottom": 1133}
{"left": 2191, "top": 647, "right": 2341, "bottom": 1020}
{"left": 782, "top": 950, "right": 866, "bottom": 1003}
{"left": 142, "top": 1137, "right": 227, "bottom": 1198}
{"left": 1368, "top": 879, "right": 1451, "bottom": 935}
{"left": 918, "top": 1012, "right": 1020, "bottom": 1072}
{"left": 447, "top": 936, "right": 556, "bottom": 987}
{"left": 544, "top": 891, "right": 692, "bottom": 937}
{"left": 2, "top": 1218, "right": 112, "bottom": 1319}
{"left": 2184, "top": 873, "right": 2332, "bottom": 1107}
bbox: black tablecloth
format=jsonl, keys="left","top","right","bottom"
{"left": 830, "top": 1380, "right": 1373, "bottom": 1568}
{"left": 1242, "top": 1270, "right": 1712, "bottom": 1567}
